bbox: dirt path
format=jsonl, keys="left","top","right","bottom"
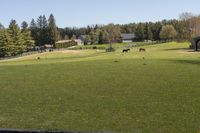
{"left": 59, "top": 50, "right": 82, "bottom": 54}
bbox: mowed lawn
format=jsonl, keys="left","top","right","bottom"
{"left": 0, "top": 42, "right": 200, "bottom": 133}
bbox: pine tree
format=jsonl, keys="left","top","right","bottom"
{"left": 30, "top": 19, "right": 38, "bottom": 45}
{"left": 41, "top": 15, "right": 49, "bottom": 45}
{"left": 98, "top": 31, "right": 104, "bottom": 44}
{"left": 147, "top": 27, "right": 153, "bottom": 41}
{"left": 35, "top": 15, "right": 49, "bottom": 46}
{"left": 151, "top": 22, "right": 162, "bottom": 40}
{"left": 48, "top": 14, "right": 60, "bottom": 45}
{"left": 0, "top": 29, "right": 11, "bottom": 57}
{"left": 8, "top": 20, "right": 25, "bottom": 55}
{"left": 37, "top": 16, "right": 43, "bottom": 29}
{"left": 21, "top": 21, "right": 35, "bottom": 51}
{"left": 145, "top": 24, "right": 153, "bottom": 41}
{"left": 42, "top": 15, "right": 48, "bottom": 29}
{"left": 135, "top": 23, "right": 145, "bottom": 41}
{"left": 30, "top": 19, "right": 37, "bottom": 28}
{"left": 21, "top": 21, "right": 28, "bottom": 30}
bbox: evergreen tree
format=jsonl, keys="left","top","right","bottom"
{"left": 145, "top": 24, "right": 153, "bottom": 41}
{"left": 135, "top": 23, "right": 145, "bottom": 41}
{"left": 152, "top": 22, "right": 162, "bottom": 40}
{"left": 94, "top": 24, "right": 99, "bottom": 30}
{"left": 98, "top": 31, "right": 104, "bottom": 44}
{"left": 36, "top": 16, "right": 43, "bottom": 45}
{"left": 35, "top": 15, "right": 49, "bottom": 46}
{"left": 8, "top": 20, "right": 25, "bottom": 55}
{"left": 147, "top": 27, "right": 153, "bottom": 41}
{"left": 21, "top": 21, "right": 35, "bottom": 51}
{"left": 42, "top": 15, "right": 48, "bottom": 29}
{"left": 41, "top": 15, "right": 49, "bottom": 45}
{"left": 30, "top": 19, "right": 38, "bottom": 45}
{"left": 30, "top": 19, "right": 37, "bottom": 28}
{"left": 0, "top": 29, "right": 11, "bottom": 57}
{"left": 21, "top": 21, "right": 28, "bottom": 30}
{"left": 86, "top": 25, "right": 92, "bottom": 34}
{"left": 37, "top": 16, "right": 43, "bottom": 29}
{"left": 48, "top": 14, "right": 60, "bottom": 45}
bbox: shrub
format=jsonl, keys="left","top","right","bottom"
{"left": 189, "top": 45, "right": 193, "bottom": 49}
{"left": 68, "top": 45, "right": 106, "bottom": 50}
{"left": 106, "top": 47, "right": 115, "bottom": 52}
{"left": 55, "top": 40, "right": 77, "bottom": 49}
{"left": 93, "top": 46, "right": 97, "bottom": 49}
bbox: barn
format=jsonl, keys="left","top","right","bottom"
{"left": 121, "top": 34, "right": 136, "bottom": 43}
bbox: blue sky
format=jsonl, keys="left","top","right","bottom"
{"left": 0, "top": 0, "right": 200, "bottom": 28}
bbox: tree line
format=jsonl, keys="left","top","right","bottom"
{"left": 0, "top": 20, "right": 34, "bottom": 57}
{"left": 1, "top": 12, "right": 200, "bottom": 57}
{"left": 58, "top": 12, "right": 200, "bottom": 44}
{"left": 30, "top": 14, "right": 60, "bottom": 46}
{"left": 0, "top": 14, "right": 60, "bottom": 57}
{"left": 58, "top": 20, "right": 188, "bottom": 44}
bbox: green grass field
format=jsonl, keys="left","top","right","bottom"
{"left": 0, "top": 42, "right": 200, "bottom": 133}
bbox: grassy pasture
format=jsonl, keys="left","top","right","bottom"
{"left": 0, "top": 42, "right": 200, "bottom": 133}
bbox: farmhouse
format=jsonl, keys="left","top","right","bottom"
{"left": 121, "top": 34, "right": 136, "bottom": 43}
{"left": 44, "top": 44, "right": 53, "bottom": 49}
{"left": 75, "top": 39, "right": 84, "bottom": 45}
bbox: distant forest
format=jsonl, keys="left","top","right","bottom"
{"left": 58, "top": 12, "right": 200, "bottom": 43}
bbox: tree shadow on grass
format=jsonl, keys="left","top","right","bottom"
{"left": 0, "top": 51, "right": 107, "bottom": 64}
{"left": 169, "top": 59, "right": 200, "bottom": 65}
{"left": 0, "top": 51, "right": 112, "bottom": 67}
{"left": 164, "top": 48, "right": 190, "bottom": 51}
{"left": 44, "top": 51, "right": 107, "bottom": 61}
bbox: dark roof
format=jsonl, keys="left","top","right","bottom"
{"left": 79, "top": 35, "right": 86, "bottom": 40}
{"left": 79, "top": 34, "right": 136, "bottom": 41}
{"left": 121, "top": 34, "right": 135, "bottom": 40}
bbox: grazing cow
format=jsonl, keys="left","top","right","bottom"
{"left": 122, "top": 48, "right": 130, "bottom": 53}
{"left": 139, "top": 48, "right": 146, "bottom": 52}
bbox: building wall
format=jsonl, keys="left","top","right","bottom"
{"left": 122, "top": 40, "right": 133, "bottom": 43}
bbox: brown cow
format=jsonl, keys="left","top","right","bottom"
{"left": 139, "top": 48, "right": 146, "bottom": 52}
{"left": 122, "top": 48, "right": 130, "bottom": 53}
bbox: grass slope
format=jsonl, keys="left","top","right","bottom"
{"left": 0, "top": 42, "right": 200, "bottom": 133}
